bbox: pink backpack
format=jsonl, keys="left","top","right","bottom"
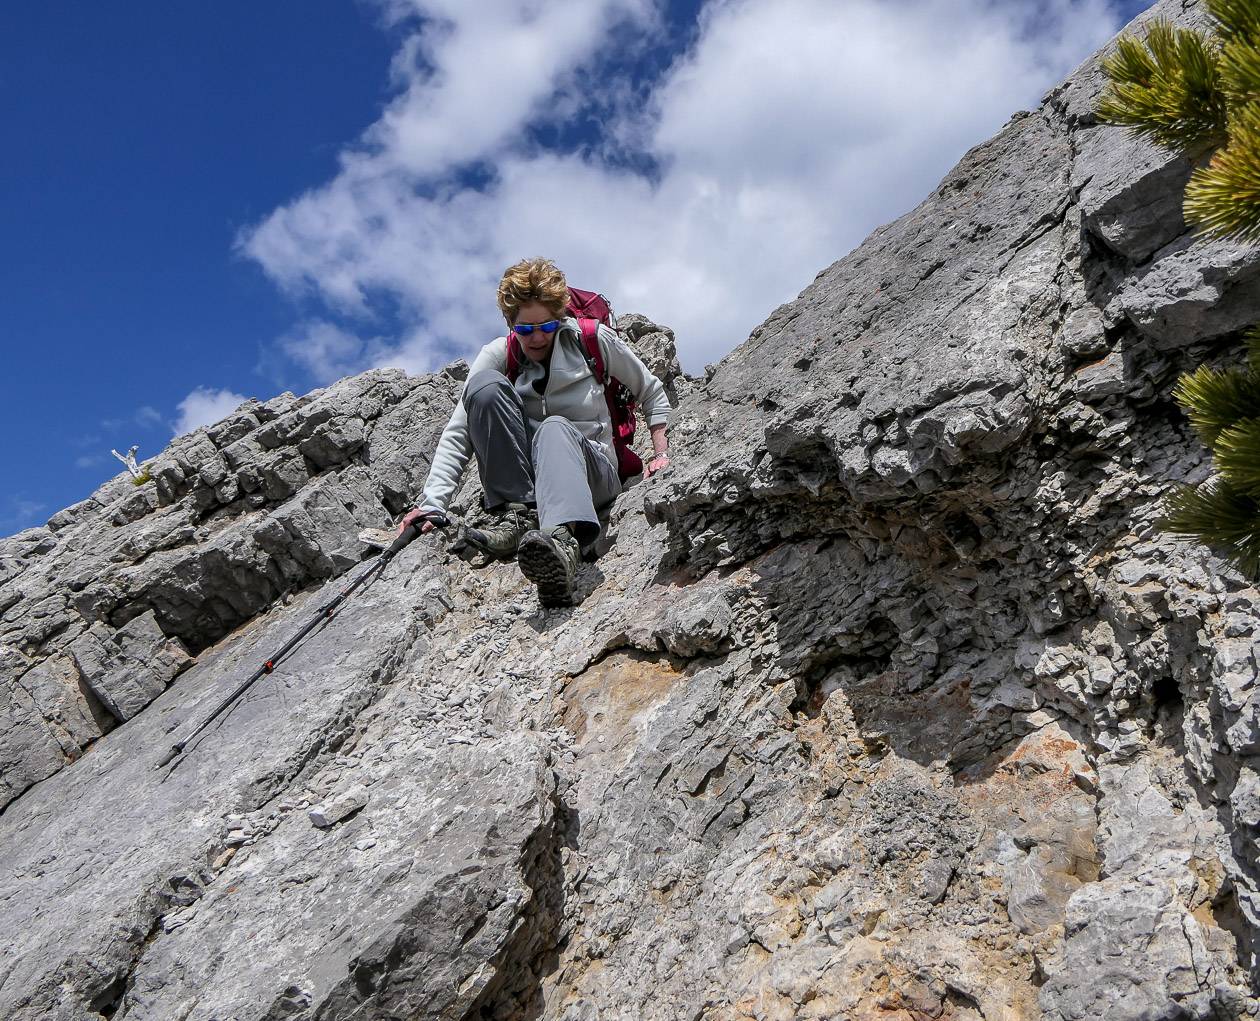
{"left": 505, "top": 288, "right": 643, "bottom": 482}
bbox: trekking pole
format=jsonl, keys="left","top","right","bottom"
{"left": 156, "top": 512, "right": 448, "bottom": 771}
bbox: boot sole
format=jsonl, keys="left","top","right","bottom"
{"left": 517, "top": 534, "right": 575, "bottom": 607}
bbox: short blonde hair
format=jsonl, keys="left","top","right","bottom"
{"left": 497, "top": 257, "right": 569, "bottom": 325}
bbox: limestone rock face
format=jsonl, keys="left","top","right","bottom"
{"left": 3, "top": 1, "right": 1260, "bottom": 1018}
{"left": 0, "top": 369, "right": 459, "bottom": 808}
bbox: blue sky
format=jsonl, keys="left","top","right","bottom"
{"left": 2, "top": 0, "right": 1153, "bottom": 535}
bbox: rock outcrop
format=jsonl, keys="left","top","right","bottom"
{"left": 0, "top": 369, "right": 459, "bottom": 808}
{"left": 3, "top": 1, "right": 1260, "bottom": 1017}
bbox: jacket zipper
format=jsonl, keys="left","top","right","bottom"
{"left": 535, "top": 324, "right": 586, "bottom": 420}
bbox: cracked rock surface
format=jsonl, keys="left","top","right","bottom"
{"left": 3, "top": 2, "right": 1260, "bottom": 1017}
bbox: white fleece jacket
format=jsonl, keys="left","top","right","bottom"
{"left": 420, "top": 318, "right": 672, "bottom": 513}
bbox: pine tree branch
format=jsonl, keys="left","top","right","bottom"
{"left": 1214, "top": 417, "right": 1260, "bottom": 497}
{"left": 1161, "top": 478, "right": 1260, "bottom": 575}
{"left": 1097, "top": 20, "right": 1228, "bottom": 152}
{"left": 1246, "top": 323, "right": 1260, "bottom": 374}
{"left": 1207, "top": 0, "right": 1260, "bottom": 42}
{"left": 1220, "top": 33, "right": 1260, "bottom": 105}
{"left": 1171, "top": 361, "right": 1260, "bottom": 447}
{"left": 1185, "top": 101, "right": 1260, "bottom": 240}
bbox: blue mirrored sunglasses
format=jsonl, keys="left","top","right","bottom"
{"left": 512, "top": 319, "right": 562, "bottom": 336}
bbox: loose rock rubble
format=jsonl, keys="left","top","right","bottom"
{"left": 2, "top": 2, "right": 1259, "bottom": 1018}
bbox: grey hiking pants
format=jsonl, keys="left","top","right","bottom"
{"left": 463, "top": 370, "right": 621, "bottom": 545}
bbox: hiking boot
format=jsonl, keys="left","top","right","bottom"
{"left": 517, "top": 525, "right": 581, "bottom": 607}
{"left": 463, "top": 503, "right": 537, "bottom": 559}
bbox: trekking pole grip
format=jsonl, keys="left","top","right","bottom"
{"left": 386, "top": 510, "right": 449, "bottom": 557}
{"left": 387, "top": 524, "right": 419, "bottom": 557}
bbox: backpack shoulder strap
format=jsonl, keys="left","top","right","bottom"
{"left": 577, "top": 318, "right": 608, "bottom": 384}
{"left": 505, "top": 333, "right": 522, "bottom": 381}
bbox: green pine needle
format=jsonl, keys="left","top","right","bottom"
{"left": 1098, "top": 20, "right": 1228, "bottom": 152}
{"left": 1207, "top": 0, "right": 1260, "bottom": 42}
{"left": 1247, "top": 323, "right": 1260, "bottom": 374}
{"left": 1161, "top": 477, "right": 1260, "bottom": 575}
{"left": 1171, "top": 361, "right": 1260, "bottom": 446}
{"left": 1214, "top": 417, "right": 1260, "bottom": 497}
{"left": 1104, "top": 33, "right": 1159, "bottom": 83}
{"left": 1220, "top": 34, "right": 1260, "bottom": 104}
{"left": 1184, "top": 102, "right": 1260, "bottom": 240}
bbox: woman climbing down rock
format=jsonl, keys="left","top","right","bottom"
{"left": 399, "top": 257, "right": 673, "bottom": 607}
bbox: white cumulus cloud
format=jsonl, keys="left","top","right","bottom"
{"left": 135, "top": 405, "right": 164, "bottom": 428}
{"left": 173, "top": 387, "right": 249, "bottom": 436}
{"left": 362, "top": 0, "right": 657, "bottom": 176}
{"left": 0, "top": 495, "right": 48, "bottom": 536}
{"left": 242, "top": 0, "right": 1126, "bottom": 378}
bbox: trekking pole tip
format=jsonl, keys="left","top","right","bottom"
{"left": 156, "top": 744, "right": 182, "bottom": 769}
